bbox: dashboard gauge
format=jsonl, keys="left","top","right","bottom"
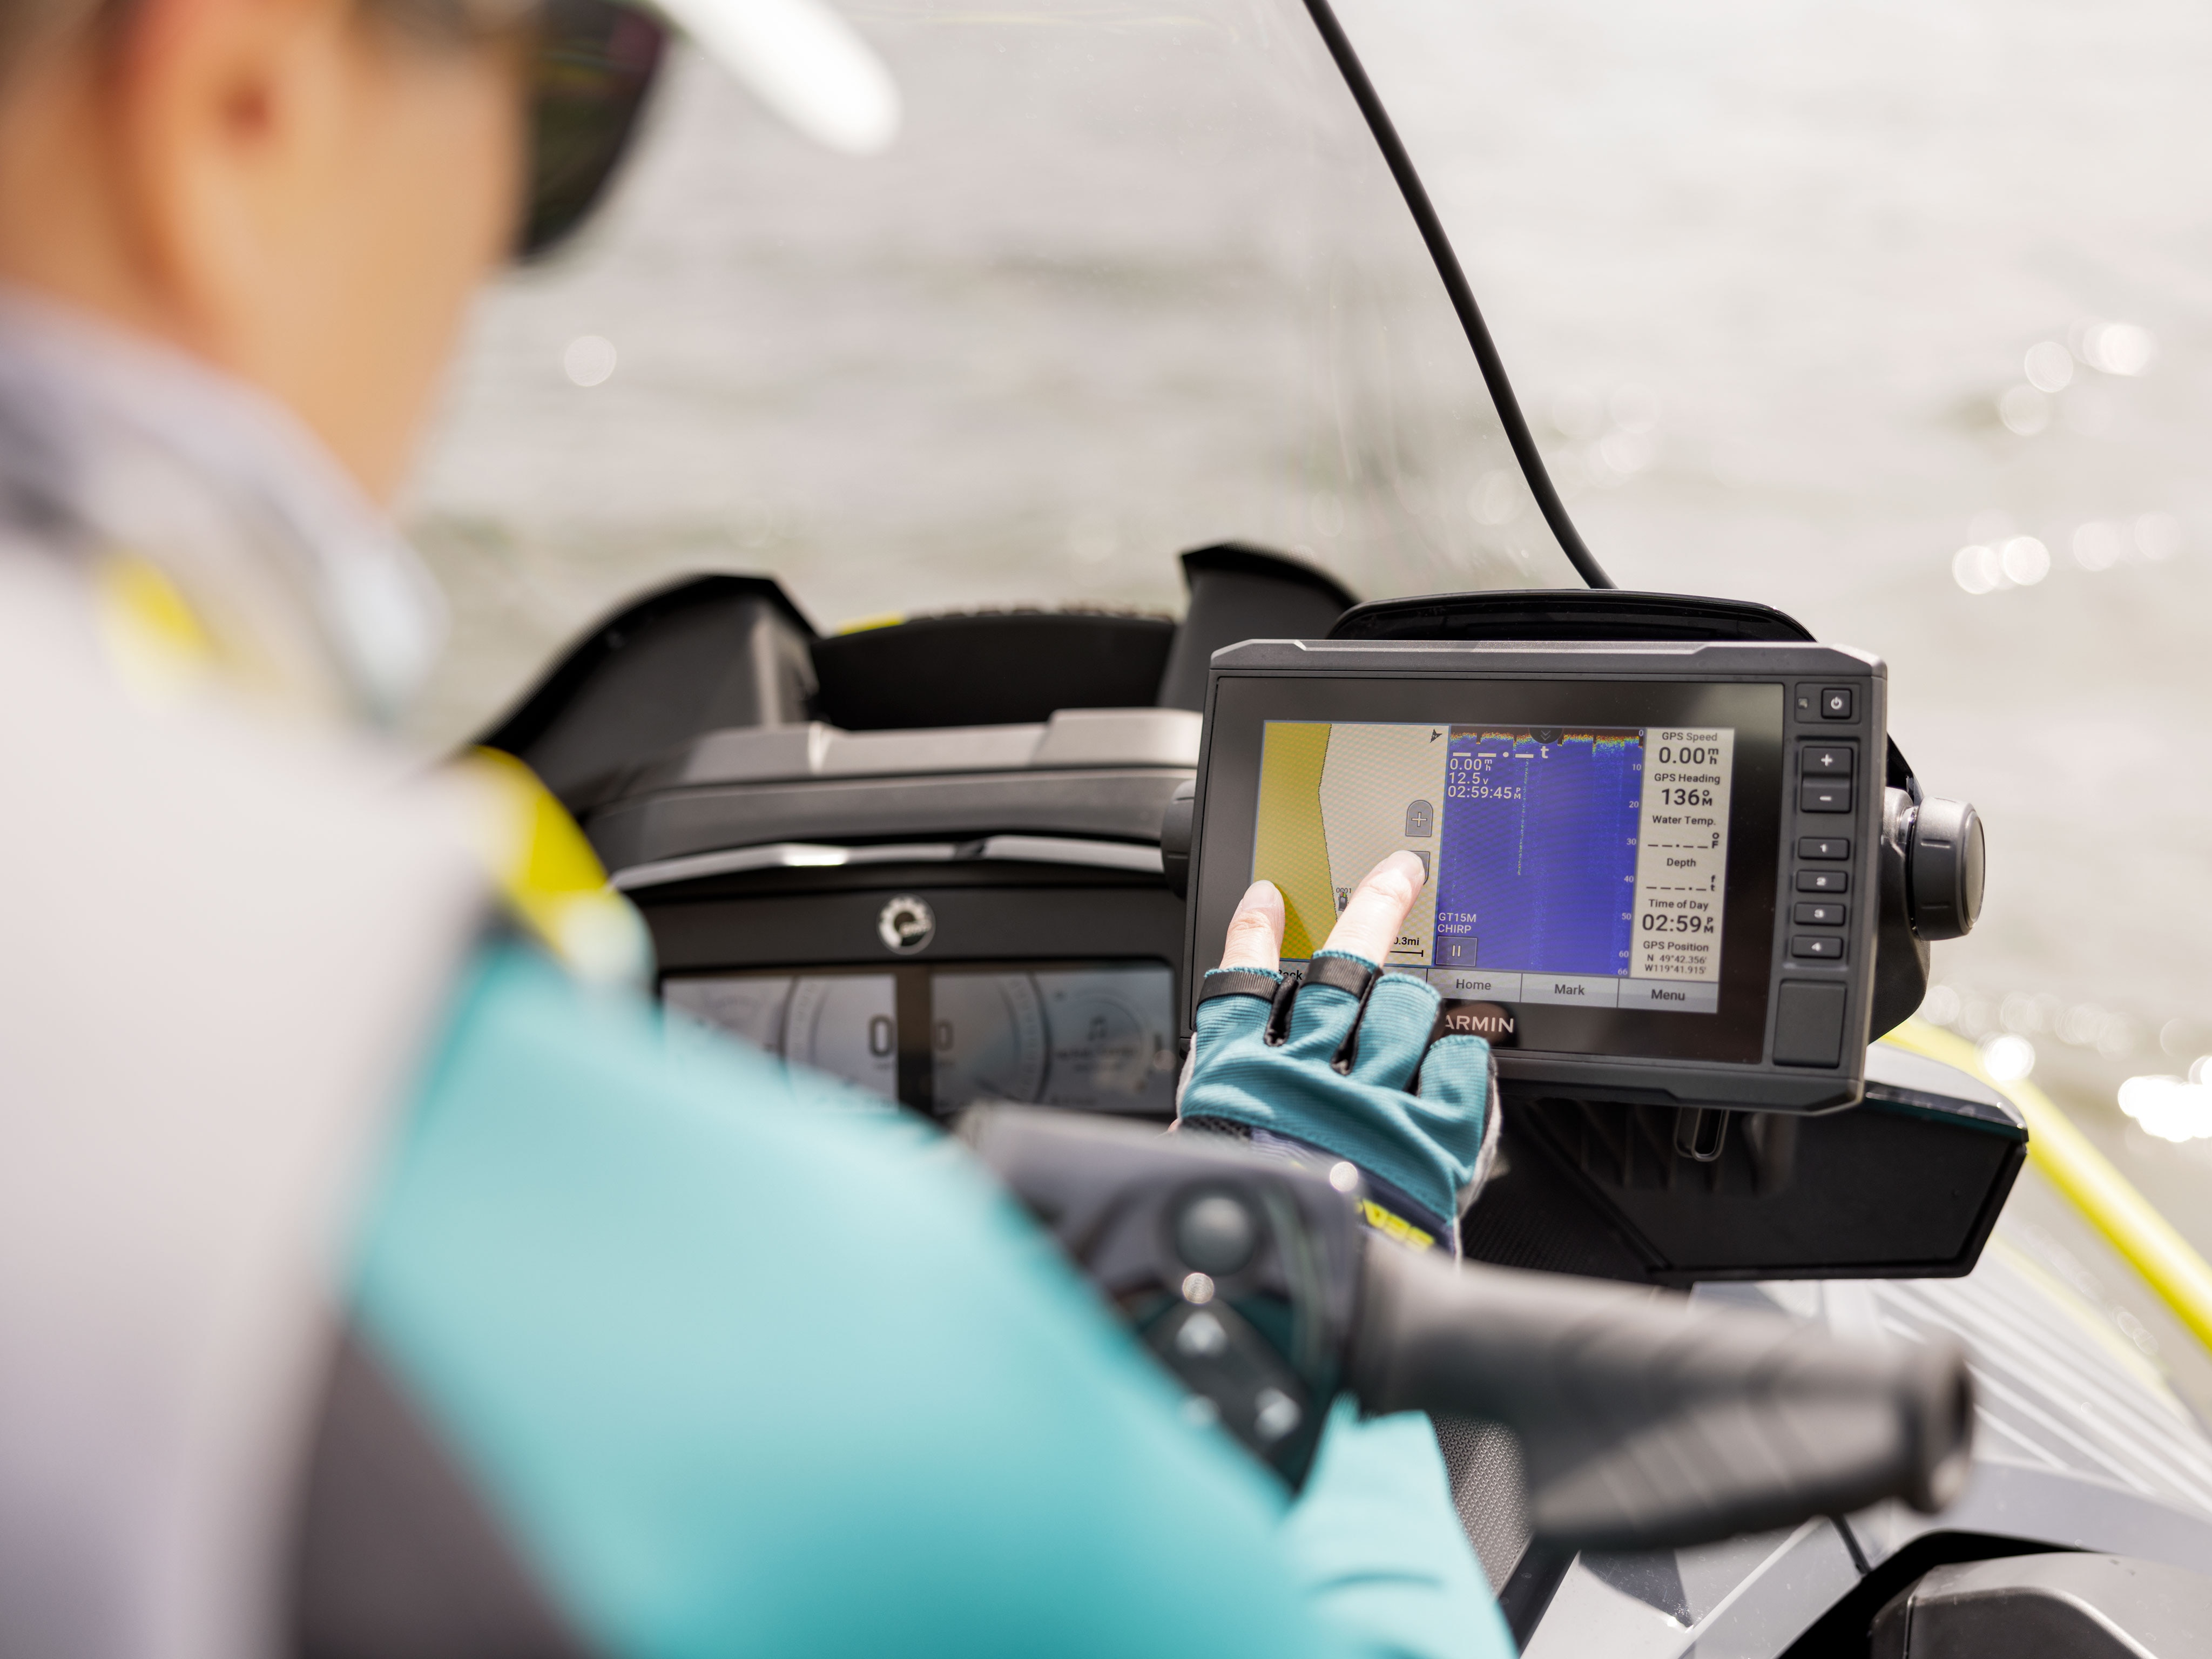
{"left": 1034, "top": 967, "right": 1176, "bottom": 1112}
{"left": 930, "top": 972, "right": 1048, "bottom": 1108}
{"left": 661, "top": 961, "right": 1177, "bottom": 1116}
{"left": 662, "top": 974, "right": 794, "bottom": 1054}
{"left": 784, "top": 973, "right": 900, "bottom": 1100}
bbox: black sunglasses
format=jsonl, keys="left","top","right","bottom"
{"left": 521, "top": 0, "right": 671, "bottom": 259}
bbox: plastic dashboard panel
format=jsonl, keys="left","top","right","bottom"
{"left": 1460, "top": 1043, "right": 2026, "bottom": 1285}
{"left": 634, "top": 860, "right": 1187, "bottom": 1118}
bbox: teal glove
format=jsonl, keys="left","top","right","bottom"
{"left": 1178, "top": 949, "right": 1498, "bottom": 1254}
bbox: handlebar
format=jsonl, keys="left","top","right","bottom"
{"left": 1351, "top": 1243, "right": 1973, "bottom": 1550}
{"left": 959, "top": 1104, "right": 1974, "bottom": 1552}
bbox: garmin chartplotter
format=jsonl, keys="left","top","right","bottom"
{"left": 1181, "top": 639, "right": 1889, "bottom": 1112}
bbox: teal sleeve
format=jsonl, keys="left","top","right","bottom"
{"left": 349, "top": 946, "right": 1508, "bottom": 1659}
{"left": 1288, "top": 1404, "right": 1516, "bottom": 1659}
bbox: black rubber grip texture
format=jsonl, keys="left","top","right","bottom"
{"left": 1197, "top": 969, "right": 1287, "bottom": 1008}
{"left": 1332, "top": 975, "right": 1383, "bottom": 1074}
{"left": 1264, "top": 970, "right": 1304, "bottom": 1046}
{"left": 1300, "top": 955, "right": 1380, "bottom": 999}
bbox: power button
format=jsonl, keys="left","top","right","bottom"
{"left": 1820, "top": 686, "right": 1854, "bottom": 720}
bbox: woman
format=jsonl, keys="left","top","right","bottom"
{"left": 0, "top": 0, "right": 1506, "bottom": 1651}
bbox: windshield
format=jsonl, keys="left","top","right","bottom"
{"left": 404, "top": 0, "right": 1581, "bottom": 745}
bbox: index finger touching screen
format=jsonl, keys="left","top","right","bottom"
{"left": 1318, "top": 850, "right": 1428, "bottom": 966}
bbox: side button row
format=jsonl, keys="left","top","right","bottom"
{"left": 1778, "top": 724, "right": 1857, "bottom": 1066}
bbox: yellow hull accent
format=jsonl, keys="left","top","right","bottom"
{"left": 835, "top": 611, "right": 906, "bottom": 634}
{"left": 1884, "top": 1018, "right": 2212, "bottom": 1355}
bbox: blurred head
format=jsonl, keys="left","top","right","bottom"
{"left": 0, "top": 0, "right": 530, "bottom": 500}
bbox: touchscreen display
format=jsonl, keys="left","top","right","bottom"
{"left": 1254, "top": 721, "right": 1735, "bottom": 1013}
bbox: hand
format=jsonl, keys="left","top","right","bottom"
{"left": 1217, "top": 848, "right": 1429, "bottom": 975}
{"left": 1180, "top": 852, "right": 1499, "bottom": 1254}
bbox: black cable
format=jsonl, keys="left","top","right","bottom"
{"left": 1300, "top": 0, "right": 1614, "bottom": 590}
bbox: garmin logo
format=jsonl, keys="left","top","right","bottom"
{"left": 1441, "top": 1001, "right": 1518, "bottom": 1046}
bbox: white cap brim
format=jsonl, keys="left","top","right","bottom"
{"left": 651, "top": 0, "right": 901, "bottom": 154}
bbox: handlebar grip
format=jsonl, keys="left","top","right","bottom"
{"left": 1350, "top": 1246, "right": 1974, "bottom": 1552}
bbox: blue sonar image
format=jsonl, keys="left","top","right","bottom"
{"left": 1431, "top": 727, "right": 1645, "bottom": 977}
